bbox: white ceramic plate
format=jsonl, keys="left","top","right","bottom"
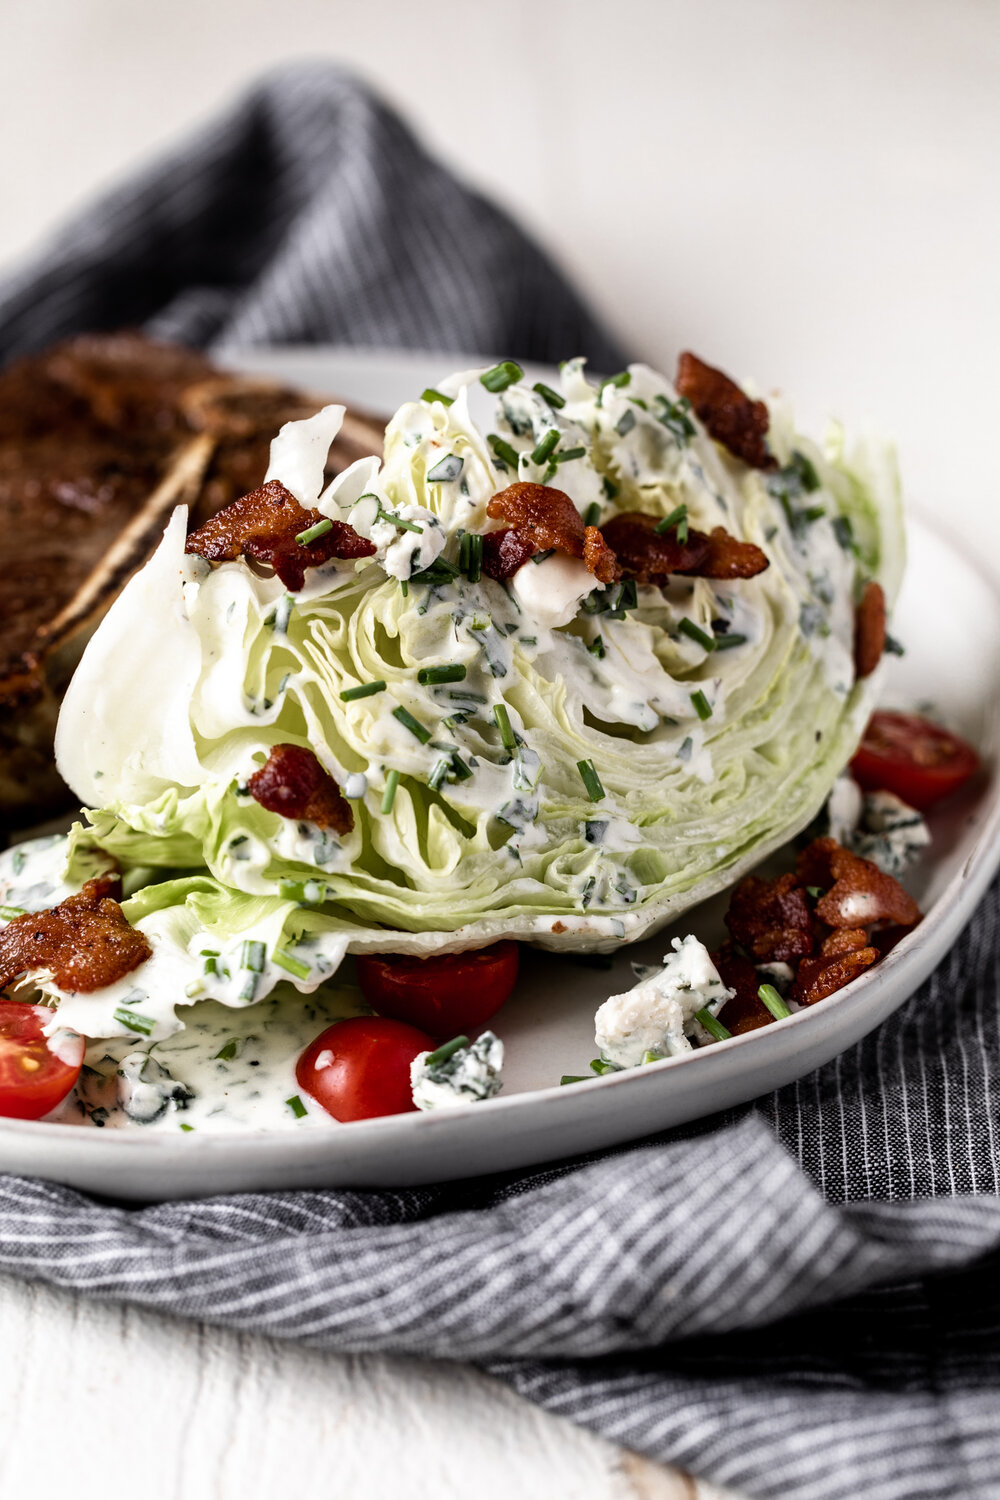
{"left": 2, "top": 348, "right": 997, "bottom": 1201}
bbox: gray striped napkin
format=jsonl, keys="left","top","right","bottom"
{"left": 1, "top": 60, "right": 998, "bottom": 1500}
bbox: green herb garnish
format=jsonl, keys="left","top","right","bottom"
{"left": 424, "top": 1035, "right": 469, "bottom": 1067}
{"left": 422, "top": 387, "right": 454, "bottom": 406}
{"left": 418, "top": 664, "right": 467, "bottom": 686}
{"left": 533, "top": 381, "right": 565, "bottom": 409}
{"left": 583, "top": 502, "right": 602, "bottom": 527}
{"left": 690, "top": 690, "right": 713, "bottom": 721}
{"left": 426, "top": 454, "right": 464, "bottom": 485}
{"left": 481, "top": 361, "right": 524, "bottom": 393}
{"left": 678, "top": 618, "right": 716, "bottom": 652}
{"left": 286, "top": 1095, "right": 308, "bottom": 1119}
{"left": 530, "top": 429, "right": 560, "bottom": 466}
{"left": 488, "top": 434, "right": 520, "bottom": 471}
{"left": 295, "top": 517, "right": 333, "bottom": 546}
{"left": 714, "top": 632, "right": 748, "bottom": 651}
{"left": 113, "top": 1006, "right": 155, "bottom": 1037}
{"left": 340, "top": 679, "right": 387, "bottom": 702}
{"left": 655, "top": 503, "right": 689, "bottom": 542}
{"left": 577, "top": 758, "right": 606, "bottom": 802}
{"left": 493, "top": 702, "right": 517, "bottom": 751}
{"left": 758, "top": 983, "right": 791, "bottom": 1020}
{"left": 392, "top": 706, "right": 431, "bottom": 743}
{"left": 273, "top": 949, "right": 311, "bottom": 980}
{"left": 695, "top": 1009, "right": 731, "bottom": 1042}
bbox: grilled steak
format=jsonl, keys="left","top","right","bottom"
{"left": 0, "top": 333, "right": 385, "bottom": 830}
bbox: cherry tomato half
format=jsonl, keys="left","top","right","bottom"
{"left": 0, "top": 1003, "right": 84, "bottom": 1120}
{"left": 355, "top": 942, "right": 520, "bottom": 1039}
{"left": 296, "top": 1016, "right": 435, "bottom": 1122}
{"left": 851, "top": 711, "right": 980, "bottom": 811}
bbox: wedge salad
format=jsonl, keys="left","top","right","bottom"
{"left": 1, "top": 349, "right": 974, "bottom": 1135}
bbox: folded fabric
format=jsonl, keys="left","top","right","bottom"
{"left": 0, "top": 60, "right": 998, "bottom": 1500}
{"left": 0, "top": 61, "right": 626, "bottom": 370}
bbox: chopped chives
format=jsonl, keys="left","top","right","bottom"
{"left": 424, "top": 1035, "right": 469, "bottom": 1067}
{"left": 422, "top": 387, "right": 454, "bottom": 406}
{"left": 560, "top": 1075, "right": 590, "bottom": 1085}
{"left": 426, "top": 454, "right": 464, "bottom": 485}
{"left": 286, "top": 1094, "right": 308, "bottom": 1119}
{"left": 239, "top": 975, "right": 258, "bottom": 1002}
{"left": 655, "top": 503, "right": 688, "bottom": 536}
{"left": 295, "top": 517, "right": 333, "bottom": 546}
{"left": 273, "top": 948, "right": 311, "bottom": 981}
{"left": 203, "top": 955, "right": 218, "bottom": 977}
{"left": 678, "top": 618, "right": 716, "bottom": 652}
{"left": 601, "top": 371, "right": 631, "bottom": 393}
{"left": 378, "top": 506, "right": 424, "bottom": 534}
{"left": 806, "top": 885, "right": 825, "bottom": 899}
{"left": 459, "top": 531, "right": 483, "bottom": 583}
{"left": 641, "top": 1049, "right": 665, "bottom": 1065}
{"left": 481, "top": 361, "right": 524, "bottom": 393}
{"left": 589, "top": 1057, "right": 619, "bottom": 1076}
{"left": 577, "top": 758, "right": 606, "bottom": 802}
{"left": 381, "top": 769, "right": 401, "bottom": 813}
{"left": 215, "top": 1038, "right": 241, "bottom": 1061}
{"left": 583, "top": 502, "right": 602, "bottom": 528}
{"left": 418, "top": 663, "right": 467, "bottom": 685}
{"left": 392, "top": 705, "right": 431, "bottom": 743}
{"left": 113, "top": 1006, "right": 155, "bottom": 1037}
{"left": 588, "top": 635, "right": 606, "bottom": 659}
{"left": 758, "top": 983, "right": 792, "bottom": 1020}
{"left": 428, "top": 757, "right": 452, "bottom": 791}
{"left": 448, "top": 752, "right": 473, "bottom": 781}
{"left": 493, "top": 702, "right": 517, "bottom": 751}
{"left": 615, "top": 409, "right": 637, "bottom": 438}
{"left": 690, "top": 690, "right": 713, "bottom": 721}
{"left": 803, "top": 504, "right": 826, "bottom": 523}
{"left": 602, "top": 476, "right": 619, "bottom": 500}
{"left": 179, "top": 1123, "right": 195, "bottom": 1132}
{"left": 241, "top": 940, "right": 266, "bottom": 972}
{"left": 714, "top": 633, "right": 748, "bottom": 651}
{"left": 0, "top": 905, "right": 26, "bottom": 921}
{"left": 533, "top": 381, "right": 565, "bottom": 410}
{"left": 552, "top": 446, "right": 586, "bottom": 464}
{"left": 695, "top": 1008, "right": 732, "bottom": 1042}
{"left": 488, "top": 434, "right": 520, "bottom": 470}
{"left": 400, "top": 580, "right": 409, "bottom": 597}
{"left": 530, "top": 429, "right": 560, "bottom": 465}
{"left": 340, "top": 679, "right": 386, "bottom": 702}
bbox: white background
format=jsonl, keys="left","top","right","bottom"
{"left": 1, "top": 3, "right": 997, "bottom": 1495}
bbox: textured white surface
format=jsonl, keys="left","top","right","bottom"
{"left": 0, "top": 1274, "right": 738, "bottom": 1500}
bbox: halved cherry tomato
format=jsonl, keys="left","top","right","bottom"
{"left": 355, "top": 942, "right": 520, "bottom": 1039}
{"left": 851, "top": 711, "right": 980, "bottom": 811}
{"left": 296, "top": 1016, "right": 435, "bottom": 1122}
{"left": 0, "top": 1002, "right": 84, "bottom": 1120}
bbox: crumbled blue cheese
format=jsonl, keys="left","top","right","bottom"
{"left": 115, "top": 1051, "right": 195, "bottom": 1124}
{"left": 347, "top": 492, "right": 446, "bottom": 580}
{"left": 594, "top": 935, "right": 733, "bottom": 1067}
{"left": 849, "top": 790, "right": 930, "bottom": 876}
{"left": 410, "top": 1031, "right": 504, "bottom": 1110}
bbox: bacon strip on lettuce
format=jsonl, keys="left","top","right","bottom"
{"left": 247, "top": 744, "right": 354, "bottom": 836}
{"left": 675, "top": 351, "right": 775, "bottom": 470}
{"left": 482, "top": 483, "right": 619, "bottom": 584}
{"left": 0, "top": 880, "right": 152, "bottom": 993}
{"left": 185, "top": 479, "right": 375, "bottom": 592}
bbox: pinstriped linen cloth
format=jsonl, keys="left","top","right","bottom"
{"left": 1, "top": 61, "right": 1000, "bottom": 1500}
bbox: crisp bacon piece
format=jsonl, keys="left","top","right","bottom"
{"left": 680, "top": 526, "right": 769, "bottom": 580}
{"left": 713, "top": 942, "right": 771, "bottom": 1035}
{"left": 0, "top": 879, "right": 152, "bottom": 993}
{"left": 854, "top": 581, "right": 886, "bottom": 679}
{"left": 818, "top": 927, "right": 871, "bottom": 958}
{"left": 583, "top": 525, "right": 620, "bottom": 585}
{"left": 675, "top": 351, "right": 775, "bottom": 470}
{"left": 483, "top": 482, "right": 618, "bottom": 583}
{"left": 725, "top": 872, "right": 815, "bottom": 963}
{"left": 600, "top": 512, "right": 711, "bottom": 583}
{"left": 600, "top": 513, "right": 767, "bottom": 586}
{"left": 481, "top": 527, "right": 538, "bottom": 582}
{"left": 185, "top": 479, "right": 375, "bottom": 592}
{"left": 248, "top": 744, "right": 354, "bottom": 836}
{"left": 796, "top": 837, "right": 920, "bottom": 930}
{"left": 793, "top": 944, "right": 879, "bottom": 1006}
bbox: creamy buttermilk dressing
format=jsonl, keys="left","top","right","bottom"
{"left": 0, "top": 355, "right": 905, "bottom": 1132}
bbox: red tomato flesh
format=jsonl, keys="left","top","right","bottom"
{"left": 296, "top": 1016, "right": 435, "bottom": 1122}
{"left": 355, "top": 942, "right": 519, "bottom": 1039}
{"left": 0, "top": 1002, "right": 84, "bottom": 1120}
{"left": 851, "top": 711, "right": 980, "bottom": 811}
